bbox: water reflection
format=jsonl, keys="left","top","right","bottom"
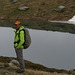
{"left": 0, "top": 27, "right": 75, "bottom": 70}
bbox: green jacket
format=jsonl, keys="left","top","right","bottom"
{"left": 14, "top": 26, "right": 25, "bottom": 49}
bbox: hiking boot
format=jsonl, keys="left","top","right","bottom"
{"left": 16, "top": 69, "right": 24, "bottom": 73}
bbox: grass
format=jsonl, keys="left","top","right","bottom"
{"left": 0, "top": 56, "right": 72, "bottom": 75}
{"left": 0, "top": 56, "right": 69, "bottom": 74}
{"left": 26, "top": 69, "right": 69, "bottom": 75}
{"left": 0, "top": 68, "right": 69, "bottom": 75}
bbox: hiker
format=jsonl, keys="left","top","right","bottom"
{"left": 14, "top": 21, "right": 25, "bottom": 73}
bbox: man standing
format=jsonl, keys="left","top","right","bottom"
{"left": 14, "top": 21, "right": 25, "bottom": 73}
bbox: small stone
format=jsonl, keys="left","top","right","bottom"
{"left": 58, "top": 5, "right": 65, "bottom": 12}
{"left": 12, "top": 0, "right": 18, "bottom": 3}
{"left": 65, "top": 15, "right": 69, "bottom": 17}
{"left": 18, "top": 6, "right": 29, "bottom": 11}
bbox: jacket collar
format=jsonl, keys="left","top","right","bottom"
{"left": 14, "top": 26, "right": 24, "bottom": 33}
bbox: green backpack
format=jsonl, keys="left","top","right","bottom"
{"left": 19, "top": 28, "right": 31, "bottom": 49}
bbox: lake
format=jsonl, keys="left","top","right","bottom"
{"left": 0, "top": 26, "right": 75, "bottom": 70}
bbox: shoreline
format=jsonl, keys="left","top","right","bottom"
{"left": 0, "top": 56, "right": 69, "bottom": 74}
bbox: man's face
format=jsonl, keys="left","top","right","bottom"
{"left": 15, "top": 24, "right": 20, "bottom": 30}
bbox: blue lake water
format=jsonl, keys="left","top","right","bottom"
{"left": 0, "top": 27, "right": 75, "bottom": 70}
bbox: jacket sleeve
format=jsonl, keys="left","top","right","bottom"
{"left": 16, "top": 30, "right": 24, "bottom": 49}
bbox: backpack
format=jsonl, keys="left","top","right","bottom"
{"left": 19, "top": 28, "right": 31, "bottom": 49}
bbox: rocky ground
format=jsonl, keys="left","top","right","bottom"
{"left": 0, "top": 0, "right": 75, "bottom": 21}
{"left": 0, "top": 61, "right": 71, "bottom": 75}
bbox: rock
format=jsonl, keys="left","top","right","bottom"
{"left": 18, "top": 6, "right": 29, "bottom": 11}
{"left": 65, "top": 15, "right": 69, "bottom": 17}
{"left": 58, "top": 5, "right": 65, "bottom": 12}
{"left": 41, "top": 2, "right": 45, "bottom": 5}
{"left": 69, "top": 70, "right": 75, "bottom": 75}
{"left": 70, "top": 5, "right": 75, "bottom": 8}
{"left": 0, "top": 64, "right": 5, "bottom": 69}
{"left": 9, "top": 62, "right": 14, "bottom": 66}
{"left": 9, "top": 60, "right": 19, "bottom": 66}
{"left": 12, "top": 0, "right": 18, "bottom": 3}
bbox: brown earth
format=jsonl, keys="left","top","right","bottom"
{"left": 0, "top": 0, "right": 75, "bottom": 21}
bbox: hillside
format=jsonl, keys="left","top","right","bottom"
{"left": 0, "top": 56, "right": 70, "bottom": 75}
{"left": 0, "top": 0, "right": 75, "bottom": 21}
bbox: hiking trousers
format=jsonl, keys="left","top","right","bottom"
{"left": 15, "top": 48, "right": 25, "bottom": 71}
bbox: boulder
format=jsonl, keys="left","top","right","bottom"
{"left": 18, "top": 6, "right": 29, "bottom": 11}
{"left": 9, "top": 60, "right": 19, "bottom": 66}
{"left": 58, "top": 5, "right": 65, "bottom": 12}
